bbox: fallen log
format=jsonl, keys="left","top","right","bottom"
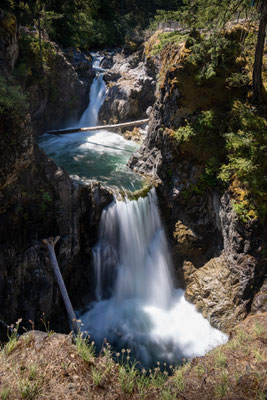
{"left": 42, "top": 236, "right": 79, "bottom": 335}
{"left": 47, "top": 118, "right": 149, "bottom": 135}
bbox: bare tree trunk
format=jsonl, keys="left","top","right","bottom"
{"left": 252, "top": 1, "right": 267, "bottom": 102}
{"left": 43, "top": 237, "right": 79, "bottom": 335}
{"left": 38, "top": 16, "right": 43, "bottom": 73}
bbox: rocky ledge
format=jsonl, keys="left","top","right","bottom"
{"left": 99, "top": 50, "right": 156, "bottom": 125}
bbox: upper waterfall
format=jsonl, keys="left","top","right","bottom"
{"left": 78, "top": 54, "right": 106, "bottom": 128}
{"left": 38, "top": 53, "right": 144, "bottom": 191}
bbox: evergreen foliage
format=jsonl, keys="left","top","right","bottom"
{"left": 2, "top": 0, "right": 182, "bottom": 49}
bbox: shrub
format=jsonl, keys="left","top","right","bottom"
{"left": 226, "top": 72, "right": 250, "bottom": 88}
{"left": 0, "top": 76, "right": 28, "bottom": 120}
{"left": 219, "top": 103, "right": 267, "bottom": 220}
{"left": 186, "top": 34, "right": 240, "bottom": 83}
{"left": 150, "top": 31, "right": 188, "bottom": 56}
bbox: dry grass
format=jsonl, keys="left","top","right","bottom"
{"left": 0, "top": 313, "right": 266, "bottom": 399}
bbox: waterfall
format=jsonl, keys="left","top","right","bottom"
{"left": 38, "top": 53, "right": 143, "bottom": 190}
{"left": 78, "top": 54, "right": 106, "bottom": 128}
{"left": 80, "top": 189, "right": 228, "bottom": 367}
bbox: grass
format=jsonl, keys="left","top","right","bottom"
{"left": 18, "top": 378, "right": 40, "bottom": 399}
{"left": 0, "top": 314, "right": 265, "bottom": 399}
{"left": 215, "top": 381, "right": 228, "bottom": 398}
{"left": 75, "top": 332, "right": 95, "bottom": 363}
{"left": 0, "top": 387, "right": 11, "bottom": 400}
{"left": 28, "top": 364, "right": 38, "bottom": 380}
{"left": 91, "top": 366, "right": 103, "bottom": 386}
{"left": 1, "top": 319, "right": 21, "bottom": 356}
{"left": 215, "top": 369, "right": 229, "bottom": 398}
{"left": 214, "top": 350, "right": 227, "bottom": 368}
{"left": 118, "top": 363, "right": 138, "bottom": 393}
{"left": 253, "top": 322, "right": 266, "bottom": 338}
{"left": 193, "top": 363, "right": 206, "bottom": 377}
{"left": 174, "top": 369, "right": 184, "bottom": 392}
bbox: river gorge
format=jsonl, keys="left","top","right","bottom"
{"left": 37, "top": 53, "right": 228, "bottom": 367}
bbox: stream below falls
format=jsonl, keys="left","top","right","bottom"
{"left": 39, "top": 53, "right": 228, "bottom": 368}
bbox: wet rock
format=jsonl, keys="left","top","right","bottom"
{"left": 100, "top": 54, "right": 114, "bottom": 70}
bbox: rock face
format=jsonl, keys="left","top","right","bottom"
{"left": 0, "top": 21, "right": 113, "bottom": 336}
{"left": 0, "top": 137, "right": 113, "bottom": 335}
{"left": 30, "top": 42, "right": 93, "bottom": 136}
{"left": 129, "top": 49, "right": 266, "bottom": 332}
{"left": 0, "top": 14, "right": 19, "bottom": 73}
{"left": 99, "top": 51, "right": 156, "bottom": 124}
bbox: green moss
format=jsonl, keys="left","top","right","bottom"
{"left": 126, "top": 183, "right": 153, "bottom": 200}
{"left": 150, "top": 31, "right": 188, "bottom": 56}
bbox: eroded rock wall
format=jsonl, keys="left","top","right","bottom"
{"left": 29, "top": 43, "right": 94, "bottom": 136}
{"left": 129, "top": 44, "right": 266, "bottom": 332}
{"left": 99, "top": 51, "right": 156, "bottom": 124}
{"left": 0, "top": 135, "right": 113, "bottom": 333}
{"left": 0, "top": 19, "right": 112, "bottom": 336}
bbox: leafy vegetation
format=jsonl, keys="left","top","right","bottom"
{"left": 146, "top": 10, "right": 266, "bottom": 223}
{"left": 186, "top": 34, "right": 241, "bottom": 83}
{"left": 149, "top": 31, "right": 189, "bottom": 56}
{"left": 2, "top": 0, "right": 180, "bottom": 50}
{"left": 0, "top": 76, "right": 28, "bottom": 120}
{"left": 173, "top": 102, "right": 266, "bottom": 221}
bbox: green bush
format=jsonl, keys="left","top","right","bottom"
{"left": 174, "top": 103, "right": 266, "bottom": 221}
{"left": 186, "top": 34, "right": 240, "bottom": 83}
{"left": 226, "top": 72, "right": 250, "bottom": 88}
{"left": 0, "top": 76, "right": 28, "bottom": 120}
{"left": 219, "top": 103, "right": 267, "bottom": 220}
{"left": 174, "top": 110, "right": 225, "bottom": 162}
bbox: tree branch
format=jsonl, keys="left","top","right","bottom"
{"left": 43, "top": 236, "right": 79, "bottom": 335}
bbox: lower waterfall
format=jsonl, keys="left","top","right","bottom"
{"left": 80, "top": 189, "right": 228, "bottom": 368}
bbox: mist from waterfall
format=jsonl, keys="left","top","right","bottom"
{"left": 80, "top": 189, "right": 228, "bottom": 368}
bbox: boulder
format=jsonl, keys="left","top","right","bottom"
{"left": 184, "top": 256, "right": 248, "bottom": 331}
{"left": 99, "top": 51, "right": 156, "bottom": 124}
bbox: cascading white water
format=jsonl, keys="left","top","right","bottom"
{"left": 38, "top": 53, "right": 143, "bottom": 190}
{"left": 80, "top": 189, "right": 228, "bottom": 368}
{"left": 78, "top": 55, "right": 106, "bottom": 127}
